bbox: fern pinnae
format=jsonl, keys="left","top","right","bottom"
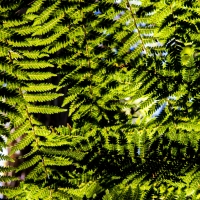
{"left": 26, "top": 0, "right": 45, "bottom": 14}
{"left": 7, "top": 120, "right": 31, "bottom": 144}
{"left": 27, "top": 72, "right": 57, "bottom": 81}
{"left": 27, "top": 105, "right": 67, "bottom": 114}
{"left": 16, "top": 61, "right": 54, "bottom": 69}
{"left": 16, "top": 155, "right": 41, "bottom": 173}
{"left": 22, "top": 83, "right": 57, "bottom": 92}
{"left": 9, "top": 133, "right": 35, "bottom": 155}
{"left": 21, "top": 50, "right": 49, "bottom": 59}
{"left": 15, "top": 25, "right": 40, "bottom": 36}
{"left": 32, "top": 11, "right": 65, "bottom": 36}
{"left": 24, "top": 93, "right": 63, "bottom": 102}
{"left": 33, "top": 0, "right": 61, "bottom": 26}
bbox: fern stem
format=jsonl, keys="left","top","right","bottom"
{"left": 126, "top": 0, "right": 147, "bottom": 54}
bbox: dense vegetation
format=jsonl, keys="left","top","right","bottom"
{"left": 1, "top": 0, "right": 200, "bottom": 199}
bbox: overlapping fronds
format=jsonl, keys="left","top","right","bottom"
{"left": 0, "top": 1, "right": 68, "bottom": 198}
{"left": 1, "top": 0, "right": 200, "bottom": 199}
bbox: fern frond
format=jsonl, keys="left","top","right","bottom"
{"left": 9, "top": 132, "right": 35, "bottom": 155}
{"left": 43, "top": 157, "right": 72, "bottom": 166}
{"left": 27, "top": 105, "right": 66, "bottom": 114}
{"left": 22, "top": 83, "right": 57, "bottom": 92}
{"left": 16, "top": 61, "right": 54, "bottom": 69}
{"left": 33, "top": 1, "right": 61, "bottom": 26}
{"left": 16, "top": 155, "right": 41, "bottom": 172}
{"left": 21, "top": 51, "right": 49, "bottom": 59}
{"left": 32, "top": 12, "right": 65, "bottom": 36}
{"left": 24, "top": 93, "right": 63, "bottom": 102}
{"left": 7, "top": 120, "right": 31, "bottom": 143}
{"left": 27, "top": 72, "right": 57, "bottom": 80}
{"left": 26, "top": 0, "right": 45, "bottom": 14}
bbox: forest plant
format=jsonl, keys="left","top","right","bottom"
{"left": 0, "top": 0, "right": 200, "bottom": 199}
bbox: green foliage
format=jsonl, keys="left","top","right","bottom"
{"left": 1, "top": 0, "right": 200, "bottom": 199}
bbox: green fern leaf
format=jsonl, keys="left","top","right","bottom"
{"left": 32, "top": 12, "right": 64, "bottom": 36}
{"left": 7, "top": 120, "right": 31, "bottom": 143}
{"left": 33, "top": 1, "right": 61, "bottom": 26}
{"left": 9, "top": 132, "right": 35, "bottom": 155}
{"left": 26, "top": 0, "right": 45, "bottom": 14}
{"left": 27, "top": 105, "right": 67, "bottom": 114}
{"left": 24, "top": 93, "right": 63, "bottom": 102}
{"left": 22, "top": 83, "right": 57, "bottom": 92}
{"left": 16, "top": 155, "right": 41, "bottom": 172}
